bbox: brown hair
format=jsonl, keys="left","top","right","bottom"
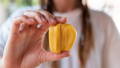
{"left": 41, "top": 0, "right": 94, "bottom": 68}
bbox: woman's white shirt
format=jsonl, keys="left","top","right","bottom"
{"left": 0, "top": 7, "right": 120, "bottom": 68}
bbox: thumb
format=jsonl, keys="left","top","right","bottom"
{"left": 43, "top": 51, "right": 70, "bottom": 62}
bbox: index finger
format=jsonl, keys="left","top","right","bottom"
{"left": 55, "top": 16, "right": 67, "bottom": 24}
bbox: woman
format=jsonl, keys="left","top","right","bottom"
{"left": 0, "top": 0, "right": 120, "bottom": 68}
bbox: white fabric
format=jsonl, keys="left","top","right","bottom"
{"left": 0, "top": 7, "right": 120, "bottom": 68}
{"left": 54, "top": 9, "right": 82, "bottom": 68}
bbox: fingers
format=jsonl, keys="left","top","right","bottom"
{"left": 24, "top": 10, "right": 66, "bottom": 26}
{"left": 40, "top": 10, "right": 67, "bottom": 25}
{"left": 13, "top": 15, "right": 37, "bottom": 32}
{"left": 11, "top": 10, "right": 66, "bottom": 36}
{"left": 12, "top": 19, "right": 22, "bottom": 33}
{"left": 55, "top": 17, "right": 67, "bottom": 24}
{"left": 40, "top": 11, "right": 67, "bottom": 24}
{"left": 24, "top": 11, "right": 48, "bottom": 25}
{"left": 12, "top": 16, "right": 26, "bottom": 33}
{"left": 39, "top": 10, "right": 57, "bottom": 25}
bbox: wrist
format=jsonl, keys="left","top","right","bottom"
{"left": 2, "top": 58, "right": 19, "bottom": 68}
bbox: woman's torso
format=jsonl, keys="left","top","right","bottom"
{"left": 39, "top": 9, "right": 108, "bottom": 68}
{"left": 0, "top": 7, "right": 117, "bottom": 68}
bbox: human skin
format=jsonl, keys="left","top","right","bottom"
{"left": 1, "top": 0, "right": 78, "bottom": 67}
{"left": 0, "top": 10, "right": 69, "bottom": 68}
{"left": 53, "top": 0, "right": 77, "bottom": 12}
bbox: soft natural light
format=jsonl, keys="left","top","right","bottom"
{"left": 110, "top": 0, "right": 120, "bottom": 33}
{"left": 88, "top": 0, "right": 120, "bottom": 34}
{"left": 0, "top": 0, "right": 120, "bottom": 33}
{"left": 112, "top": 9, "right": 120, "bottom": 33}
{"left": 87, "top": 0, "right": 106, "bottom": 10}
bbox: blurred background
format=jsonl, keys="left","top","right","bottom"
{"left": 0, "top": 0, "right": 120, "bottom": 33}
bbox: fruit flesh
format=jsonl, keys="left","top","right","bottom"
{"left": 49, "top": 24, "right": 77, "bottom": 53}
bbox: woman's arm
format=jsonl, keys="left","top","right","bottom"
{"left": 0, "top": 6, "right": 39, "bottom": 57}
{"left": 102, "top": 16, "right": 120, "bottom": 68}
{"left": 0, "top": 10, "right": 69, "bottom": 68}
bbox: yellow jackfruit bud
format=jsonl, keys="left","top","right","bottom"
{"left": 49, "top": 24, "right": 77, "bottom": 53}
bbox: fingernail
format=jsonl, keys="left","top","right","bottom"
{"left": 19, "top": 23, "right": 25, "bottom": 32}
{"left": 57, "top": 17, "right": 67, "bottom": 23}
{"left": 36, "top": 24, "right": 41, "bottom": 29}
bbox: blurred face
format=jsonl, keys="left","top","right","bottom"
{"left": 53, "top": 0, "right": 77, "bottom": 12}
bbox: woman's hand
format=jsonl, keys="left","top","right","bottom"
{"left": 2, "top": 10, "right": 69, "bottom": 68}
